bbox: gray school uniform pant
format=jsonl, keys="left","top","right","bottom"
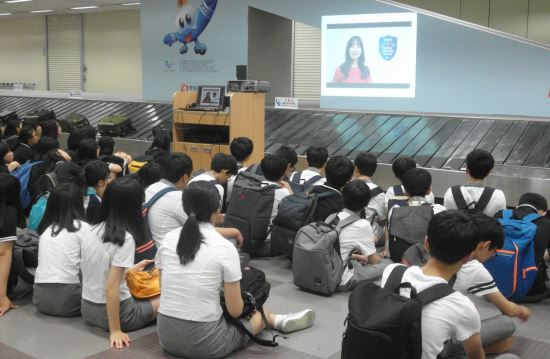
{"left": 338, "top": 258, "right": 393, "bottom": 291}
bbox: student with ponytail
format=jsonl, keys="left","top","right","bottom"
{"left": 80, "top": 176, "right": 159, "bottom": 349}
{"left": 34, "top": 183, "right": 88, "bottom": 317}
{"left": 156, "top": 181, "right": 315, "bottom": 358}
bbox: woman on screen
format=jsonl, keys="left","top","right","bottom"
{"left": 333, "top": 36, "right": 372, "bottom": 84}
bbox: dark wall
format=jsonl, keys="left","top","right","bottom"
{"left": 248, "top": 7, "right": 293, "bottom": 105}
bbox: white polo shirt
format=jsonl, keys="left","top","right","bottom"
{"left": 156, "top": 223, "right": 241, "bottom": 322}
{"left": 289, "top": 167, "right": 325, "bottom": 188}
{"left": 35, "top": 221, "right": 89, "bottom": 284}
{"left": 80, "top": 224, "right": 135, "bottom": 304}
{"left": 189, "top": 172, "right": 224, "bottom": 207}
{"left": 443, "top": 185, "right": 506, "bottom": 217}
{"left": 336, "top": 209, "right": 377, "bottom": 286}
{"left": 144, "top": 180, "right": 186, "bottom": 247}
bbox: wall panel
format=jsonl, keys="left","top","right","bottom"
{"left": 489, "top": 0, "right": 529, "bottom": 37}
{"left": 461, "top": 0, "right": 490, "bottom": 26}
{"left": 0, "top": 17, "right": 47, "bottom": 90}
{"left": 528, "top": 0, "right": 550, "bottom": 44}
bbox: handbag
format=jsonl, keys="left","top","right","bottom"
{"left": 125, "top": 267, "right": 161, "bottom": 299}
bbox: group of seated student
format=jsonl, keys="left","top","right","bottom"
{"left": 1, "top": 125, "right": 549, "bottom": 359}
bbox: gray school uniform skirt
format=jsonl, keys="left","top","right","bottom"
{"left": 33, "top": 283, "right": 82, "bottom": 317}
{"left": 81, "top": 297, "right": 154, "bottom": 332}
{"left": 157, "top": 313, "right": 250, "bottom": 359}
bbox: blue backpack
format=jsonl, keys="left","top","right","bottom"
{"left": 484, "top": 207, "right": 539, "bottom": 302}
{"left": 11, "top": 161, "right": 43, "bottom": 209}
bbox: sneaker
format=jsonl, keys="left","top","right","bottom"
{"left": 280, "top": 309, "right": 316, "bottom": 333}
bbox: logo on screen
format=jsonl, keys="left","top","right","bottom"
{"left": 379, "top": 35, "right": 398, "bottom": 61}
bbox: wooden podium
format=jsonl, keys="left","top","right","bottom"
{"left": 172, "top": 91, "right": 265, "bottom": 171}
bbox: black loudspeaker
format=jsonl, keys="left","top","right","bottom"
{"left": 236, "top": 65, "right": 247, "bottom": 80}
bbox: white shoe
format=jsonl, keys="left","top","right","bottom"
{"left": 280, "top": 309, "right": 316, "bottom": 333}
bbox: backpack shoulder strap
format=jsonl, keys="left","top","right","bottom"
{"left": 302, "top": 175, "right": 322, "bottom": 191}
{"left": 290, "top": 171, "right": 302, "bottom": 183}
{"left": 144, "top": 187, "right": 178, "bottom": 210}
{"left": 451, "top": 185, "right": 468, "bottom": 210}
{"left": 523, "top": 213, "right": 541, "bottom": 223}
{"left": 416, "top": 283, "right": 455, "bottom": 306}
{"left": 384, "top": 265, "right": 407, "bottom": 292}
{"left": 393, "top": 185, "right": 404, "bottom": 196}
{"left": 369, "top": 186, "right": 384, "bottom": 198}
{"left": 475, "top": 187, "right": 495, "bottom": 211}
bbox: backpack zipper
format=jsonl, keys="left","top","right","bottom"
{"left": 522, "top": 266, "right": 538, "bottom": 279}
{"left": 511, "top": 242, "right": 519, "bottom": 295}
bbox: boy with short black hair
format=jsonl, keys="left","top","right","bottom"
{"left": 388, "top": 168, "right": 446, "bottom": 263}
{"left": 496, "top": 192, "right": 550, "bottom": 302}
{"left": 354, "top": 152, "right": 386, "bottom": 244}
{"left": 83, "top": 160, "right": 111, "bottom": 223}
{"left": 385, "top": 156, "right": 435, "bottom": 210}
{"left": 289, "top": 145, "right": 328, "bottom": 190}
{"left": 382, "top": 210, "right": 484, "bottom": 359}
{"left": 444, "top": 149, "right": 506, "bottom": 216}
{"left": 189, "top": 153, "right": 238, "bottom": 206}
{"left": 309, "top": 155, "right": 355, "bottom": 222}
{"left": 226, "top": 137, "right": 254, "bottom": 205}
{"left": 336, "top": 180, "right": 391, "bottom": 291}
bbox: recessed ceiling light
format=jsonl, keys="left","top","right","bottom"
{"left": 0, "top": 12, "right": 12, "bottom": 15}
{"left": 70, "top": 6, "right": 99, "bottom": 10}
{"left": 5, "top": 0, "right": 33, "bottom": 3}
{"left": 122, "top": 2, "right": 141, "bottom": 5}
{"left": 31, "top": 10, "right": 52, "bottom": 13}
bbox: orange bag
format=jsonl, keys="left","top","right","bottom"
{"left": 125, "top": 268, "right": 161, "bottom": 299}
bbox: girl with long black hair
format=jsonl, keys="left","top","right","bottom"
{"left": 0, "top": 174, "right": 25, "bottom": 316}
{"left": 156, "top": 181, "right": 315, "bottom": 358}
{"left": 80, "top": 176, "right": 159, "bottom": 348}
{"left": 34, "top": 183, "right": 88, "bottom": 317}
{"left": 333, "top": 35, "right": 372, "bottom": 83}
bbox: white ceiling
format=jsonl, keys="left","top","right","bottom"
{"left": 0, "top": 0, "right": 140, "bottom": 18}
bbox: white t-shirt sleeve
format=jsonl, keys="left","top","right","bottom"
{"left": 493, "top": 189, "right": 507, "bottom": 213}
{"left": 221, "top": 244, "right": 242, "bottom": 283}
{"left": 155, "top": 244, "right": 164, "bottom": 270}
{"left": 455, "top": 261, "right": 499, "bottom": 297}
{"left": 368, "top": 192, "right": 387, "bottom": 222}
{"left": 453, "top": 296, "right": 482, "bottom": 341}
{"left": 111, "top": 233, "right": 135, "bottom": 268}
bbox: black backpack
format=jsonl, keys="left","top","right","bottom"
{"left": 342, "top": 265, "right": 454, "bottom": 359}
{"left": 271, "top": 190, "right": 339, "bottom": 257}
{"left": 451, "top": 185, "right": 495, "bottom": 211}
{"left": 289, "top": 171, "right": 323, "bottom": 194}
{"left": 224, "top": 172, "right": 277, "bottom": 255}
{"left": 220, "top": 266, "right": 280, "bottom": 347}
{"left": 10, "top": 231, "right": 40, "bottom": 288}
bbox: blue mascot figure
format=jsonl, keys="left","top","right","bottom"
{"left": 163, "top": 0, "right": 218, "bottom": 55}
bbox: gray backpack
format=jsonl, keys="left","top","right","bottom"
{"left": 388, "top": 203, "right": 434, "bottom": 263}
{"left": 292, "top": 212, "right": 360, "bottom": 296}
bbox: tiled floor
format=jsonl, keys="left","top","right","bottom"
{"left": 1, "top": 256, "right": 549, "bottom": 359}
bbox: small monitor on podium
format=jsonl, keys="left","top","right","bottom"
{"left": 189, "top": 85, "right": 225, "bottom": 111}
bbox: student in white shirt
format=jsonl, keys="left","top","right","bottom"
{"left": 353, "top": 152, "right": 386, "bottom": 244}
{"left": 381, "top": 210, "right": 484, "bottom": 359}
{"left": 226, "top": 137, "right": 253, "bottom": 204}
{"left": 33, "top": 183, "right": 88, "bottom": 317}
{"left": 80, "top": 177, "right": 160, "bottom": 349}
{"left": 385, "top": 157, "right": 435, "bottom": 210}
{"left": 188, "top": 153, "right": 238, "bottom": 208}
{"left": 443, "top": 149, "right": 506, "bottom": 216}
{"left": 337, "top": 180, "right": 392, "bottom": 291}
{"left": 156, "top": 181, "right": 315, "bottom": 359}
{"left": 453, "top": 211, "right": 529, "bottom": 354}
{"left": 289, "top": 145, "right": 327, "bottom": 190}
{"left": 0, "top": 175, "right": 25, "bottom": 316}
{"left": 146, "top": 153, "right": 244, "bottom": 248}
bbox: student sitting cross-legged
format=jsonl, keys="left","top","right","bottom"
{"left": 80, "top": 177, "right": 160, "bottom": 349}
{"left": 451, "top": 210, "right": 529, "bottom": 356}
{"left": 443, "top": 149, "right": 506, "bottom": 217}
{"left": 156, "top": 181, "right": 315, "bottom": 359}
{"left": 337, "top": 180, "right": 393, "bottom": 291}
{"left": 34, "top": 183, "right": 89, "bottom": 317}
{"left": 382, "top": 210, "right": 485, "bottom": 359}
